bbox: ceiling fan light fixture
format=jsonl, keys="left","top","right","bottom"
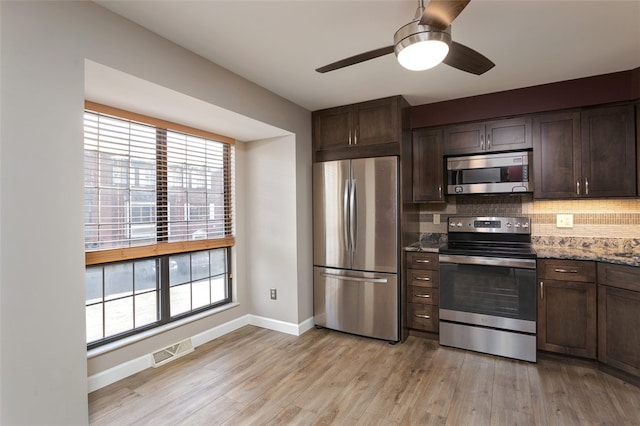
{"left": 397, "top": 38, "right": 450, "bottom": 71}
{"left": 394, "top": 20, "right": 452, "bottom": 71}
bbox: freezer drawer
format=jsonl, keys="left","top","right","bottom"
{"left": 313, "top": 267, "right": 398, "bottom": 341}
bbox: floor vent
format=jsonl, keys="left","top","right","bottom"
{"left": 151, "top": 339, "right": 194, "bottom": 368}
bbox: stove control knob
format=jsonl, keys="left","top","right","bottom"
{"left": 456, "top": 222, "right": 463, "bottom": 228}
{"left": 506, "top": 222, "right": 512, "bottom": 228}
{"left": 515, "top": 222, "right": 521, "bottom": 228}
{"left": 522, "top": 222, "right": 529, "bottom": 228}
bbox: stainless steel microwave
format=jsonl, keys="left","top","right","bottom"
{"left": 446, "top": 150, "right": 533, "bottom": 195}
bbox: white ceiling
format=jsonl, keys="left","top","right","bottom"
{"left": 93, "top": 0, "right": 640, "bottom": 112}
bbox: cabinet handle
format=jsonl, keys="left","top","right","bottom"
{"left": 354, "top": 127, "right": 358, "bottom": 145}
{"left": 414, "top": 276, "right": 431, "bottom": 281}
{"left": 480, "top": 134, "right": 485, "bottom": 150}
{"left": 415, "top": 293, "right": 431, "bottom": 298}
{"left": 585, "top": 178, "right": 589, "bottom": 195}
{"left": 540, "top": 281, "right": 544, "bottom": 300}
{"left": 486, "top": 134, "right": 491, "bottom": 150}
{"left": 348, "top": 130, "right": 352, "bottom": 146}
{"left": 438, "top": 185, "right": 442, "bottom": 199}
{"left": 554, "top": 268, "right": 578, "bottom": 274}
{"left": 414, "top": 314, "right": 431, "bottom": 319}
{"left": 415, "top": 259, "right": 430, "bottom": 264}
{"left": 576, "top": 180, "right": 580, "bottom": 195}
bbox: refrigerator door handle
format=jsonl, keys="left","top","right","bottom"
{"left": 320, "top": 272, "right": 388, "bottom": 284}
{"left": 343, "top": 179, "right": 351, "bottom": 254}
{"left": 350, "top": 178, "right": 357, "bottom": 254}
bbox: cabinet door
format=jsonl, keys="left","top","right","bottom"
{"left": 443, "top": 122, "right": 485, "bottom": 155}
{"left": 313, "top": 106, "right": 353, "bottom": 152}
{"left": 485, "top": 116, "right": 532, "bottom": 152}
{"left": 412, "top": 128, "right": 444, "bottom": 202}
{"left": 537, "top": 279, "right": 597, "bottom": 358}
{"left": 581, "top": 104, "right": 636, "bottom": 197}
{"left": 533, "top": 112, "right": 582, "bottom": 199}
{"left": 355, "top": 97, "right": 399, "bottom": 147}
{"left": 598, "top": 284, "right": 640, "bottom": 377}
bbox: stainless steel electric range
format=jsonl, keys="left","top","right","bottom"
{"left": 438, "top": 216, "right": 537, "bottom": 362}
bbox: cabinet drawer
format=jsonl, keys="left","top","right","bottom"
{"left": 407, "top": 252, "right": 438, "bottom": 270}
{"left": 408, "top": 269, "right": 439, "bottom": 288}
{"left": 409, "top": 286, "right": 439, "bottom": 305}
{"left": 408, "top": 303, "right": 439, "bottom": 332}
{"left": 597, "top": 262, "right": 640, "bottom": 292}
{"left": 537, "top": 259, "right": 596, "bottom": 282}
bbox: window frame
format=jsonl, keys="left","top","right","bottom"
{"left": 84, "top": 101, "right": 235, "bottom": 349}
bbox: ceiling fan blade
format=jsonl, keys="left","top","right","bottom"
{"left": 315, "top": 46, "right": 395, "bottom": 73}
{"left": 442, "top": 41, "right": 494, "bottom": 75}
{"left": 420, "top": 0, "right": 471, "bottom": 29}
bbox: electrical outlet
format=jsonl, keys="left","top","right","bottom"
{"left": 270, "top": 288, "right": 277, "bottom": 300}
{"left": 556, "top": 213, "right": 574, "bottom": 228}
{"left": 433, "top": 213, "right": 440, "bottom": 225}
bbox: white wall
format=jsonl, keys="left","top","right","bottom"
{"left": 244, "top": 136, "right": 299, "bottom": 322}
{"left": 0, "top": 1, "right": 312, "bottom": 424}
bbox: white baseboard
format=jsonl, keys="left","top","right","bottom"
{"left": 87, "top": 314, "right": 314, "bottom": 393}
{"left": 190, "top": 315, "right": 250, "bottom": 347}
{"left": 87, "top": 354, "right": 151, "bottom": 393}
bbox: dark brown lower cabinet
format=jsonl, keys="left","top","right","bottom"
{"left": 406, "top": 252, "right": 439, "bottom": 333}
{"left": 537, "top": 259, "right": 597, "bottom": 359}
{"left": 537, "top": 280, "right": 597, "bottom": 358}
{"left": 598, "top": 262, "right": 640, "bottom": 378}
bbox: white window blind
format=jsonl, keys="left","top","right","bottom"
{"left": 84, "top": 103, "right": 235, "bottom": 261}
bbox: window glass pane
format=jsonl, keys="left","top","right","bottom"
{"left": 170, "top": 254, "right": 191, "bottom": 285}
{"left": 86, "top": 304, "right": 103, "bottom": 343}
{"left": 134, "top": 259, "right": 157, "bottom": 292}
{"left": 104, "top": 297, "right": 133, "bottom": 337}
{"left": 210, "top": 248, "right": 227, "bottom": 276}
{"left": 192, "top": 279, "right": 210, "bottom": 309}
{"left": 135, "top": 292, "right": 158, "bottom": 327}
{"left": 86, "top": 266, "right": 103, "bottom": 302}
{"left": 104, "top": 263, "right": 133, "bottom": 301}
{"left": 211, "top": 276, "right": 227, "bottom": 303}
{"left": 170, "top": 284, "right": 191, "bottom": 317}
{"left": 191, "top": 251, "right": 210, "bottom": 281}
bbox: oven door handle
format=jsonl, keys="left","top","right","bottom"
{"left": 438, "top": 254, "right": 536, "bottom": 269}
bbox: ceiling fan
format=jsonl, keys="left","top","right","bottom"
{"left": 316, "top": 0, "right": 494, "bottom": 75}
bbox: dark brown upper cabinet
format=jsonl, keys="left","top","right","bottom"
{"left": 313, "top": 96, "right": 407, "bottom": 162}
{"left": 533, "top": 104, "right": 636, "bottom": 199}
{"left": 581, "top": 104, "right": 636, "bottom": 197}
{"left": 533, "top": 111, "right": 582, "bottom": 198}
{"left": 412, "top": 128, "right": 444, "bottom": 202}
{"left": 443, "top": 116, "right": 532, "bottom": 156}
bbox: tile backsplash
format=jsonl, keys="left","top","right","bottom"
{"left": 413, "top": 195, "right": 640, "bottom": 240}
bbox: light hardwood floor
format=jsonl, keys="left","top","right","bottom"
{"left": 89, "top": 325, "right": 640, "bottom": 425}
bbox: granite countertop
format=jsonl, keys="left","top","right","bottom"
{"left": 404, "top": 235, "right": 640, "bottom": 267}
{"left": 534, "top": 246, "right": 640, "bottom": 268}
{"left": 404, "top": 241, "right": 443, "bottom": 253}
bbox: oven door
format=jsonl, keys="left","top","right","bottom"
{"left": 439, "top": 254, "right": 536, "bottom": 333}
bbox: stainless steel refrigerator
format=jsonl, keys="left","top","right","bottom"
{"left": 313, "top": 156, "right": 399, "bottom": 342}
